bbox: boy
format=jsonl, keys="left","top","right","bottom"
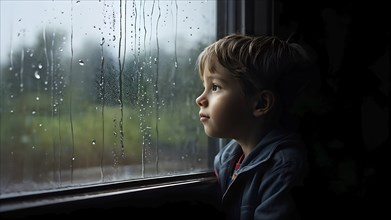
{"left": 195, "top": 34, "right": 316, "bottom": 220}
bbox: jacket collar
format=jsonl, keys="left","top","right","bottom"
{"left": 216, "top": 128, "right": 301, "bottom": 172}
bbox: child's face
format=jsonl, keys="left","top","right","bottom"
{"left": 196, "top": 61, "right": 254, "bottom": 139}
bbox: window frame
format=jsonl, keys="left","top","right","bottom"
{"left": 0, "top": 172, "right": 216, "bottom": 215}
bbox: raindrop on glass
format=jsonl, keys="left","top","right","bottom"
{"left": 92, "top": 139, "right": 96, "bottom": 145}
{"left": 34, "top": 71, "right": 41, "bottom": 79}
{"left": 78, "top": 60, "right": 85, "bottom": 66}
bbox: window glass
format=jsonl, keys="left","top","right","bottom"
{"left": 0, "top": 0, "right": 216, "bottom": 197}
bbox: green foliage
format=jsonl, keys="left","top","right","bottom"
{"left": 0, "top": 26, "right": 210, "bottom": 190}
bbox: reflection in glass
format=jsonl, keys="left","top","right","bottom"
{"left": 0, "top": 0, "right": 216, "bottom": 197}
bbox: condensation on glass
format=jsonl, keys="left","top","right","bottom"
{"left": 0, "top": 0, "right": 216, "bottom": 197}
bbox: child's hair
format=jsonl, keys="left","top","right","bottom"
{"left": 197, "top": 33, "right": 318, "bottom": 111}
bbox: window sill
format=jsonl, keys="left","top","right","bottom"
{"left": 0, "top": 172, "right": 219, "bottom": 218}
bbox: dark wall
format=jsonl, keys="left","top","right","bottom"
{"left": 276, "top": 0, "right": 390, "bottom": 219}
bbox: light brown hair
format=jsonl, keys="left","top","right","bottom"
{"left": 197, "top": 33, "right": 317, "bottom": 109}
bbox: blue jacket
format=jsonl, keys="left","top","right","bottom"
{"left": 214, "top": 128, "right": 308, "bottom": 220}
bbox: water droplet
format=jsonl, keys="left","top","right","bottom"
{"left": 78, "top": 60, "right": 85, "bottom": 66}
{"left": 9, "top": 67, "right": 13, "bottom": 71}
{"left": 36, "top": 96, "right": 40, "bottom": 101}
{"left": 38, "top": 64, "right": 43, "bottom": 69}
{"left": 92, "top": 139, "right": 96, "bottom": 145}
{"left": 34, "top": 71, "right": 40, "bottom": 79}
{"left": 32, "top": 110, "right": 36, "bottom": 115}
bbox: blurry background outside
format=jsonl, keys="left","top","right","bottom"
{"left": 0, "top": 0, "right": 217, "bottom": 197}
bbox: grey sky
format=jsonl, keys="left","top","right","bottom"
{"left": 0, "top": 0, "right": 216, "bottom": 66}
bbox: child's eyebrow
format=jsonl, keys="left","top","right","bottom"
{"left": 205, "top": 73, "right": 229, "bottom": 83}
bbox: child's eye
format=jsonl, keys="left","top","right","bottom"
{"left": 212, "top": 84, "right": 220, "bottom": 92}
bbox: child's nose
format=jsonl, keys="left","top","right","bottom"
{"left": 196, "top": 93, "right": 207, "bottom": 107}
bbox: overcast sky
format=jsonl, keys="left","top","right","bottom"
{"left": 1, "top": 0, "right": 216, "bottom": 66}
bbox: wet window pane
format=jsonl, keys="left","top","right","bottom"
{"left": 0, "top": 0, "right": 216, "bottom": 197}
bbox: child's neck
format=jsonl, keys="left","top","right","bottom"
{"left": 236, "top": 125, "right": 275, "bottom": 158}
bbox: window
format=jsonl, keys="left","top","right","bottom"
{"left": 0, "top": 0, "right": 217, "bottom": 201}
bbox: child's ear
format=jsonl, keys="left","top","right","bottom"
{"left": 253, "top": 90, "right": 275, "bottom": 117}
